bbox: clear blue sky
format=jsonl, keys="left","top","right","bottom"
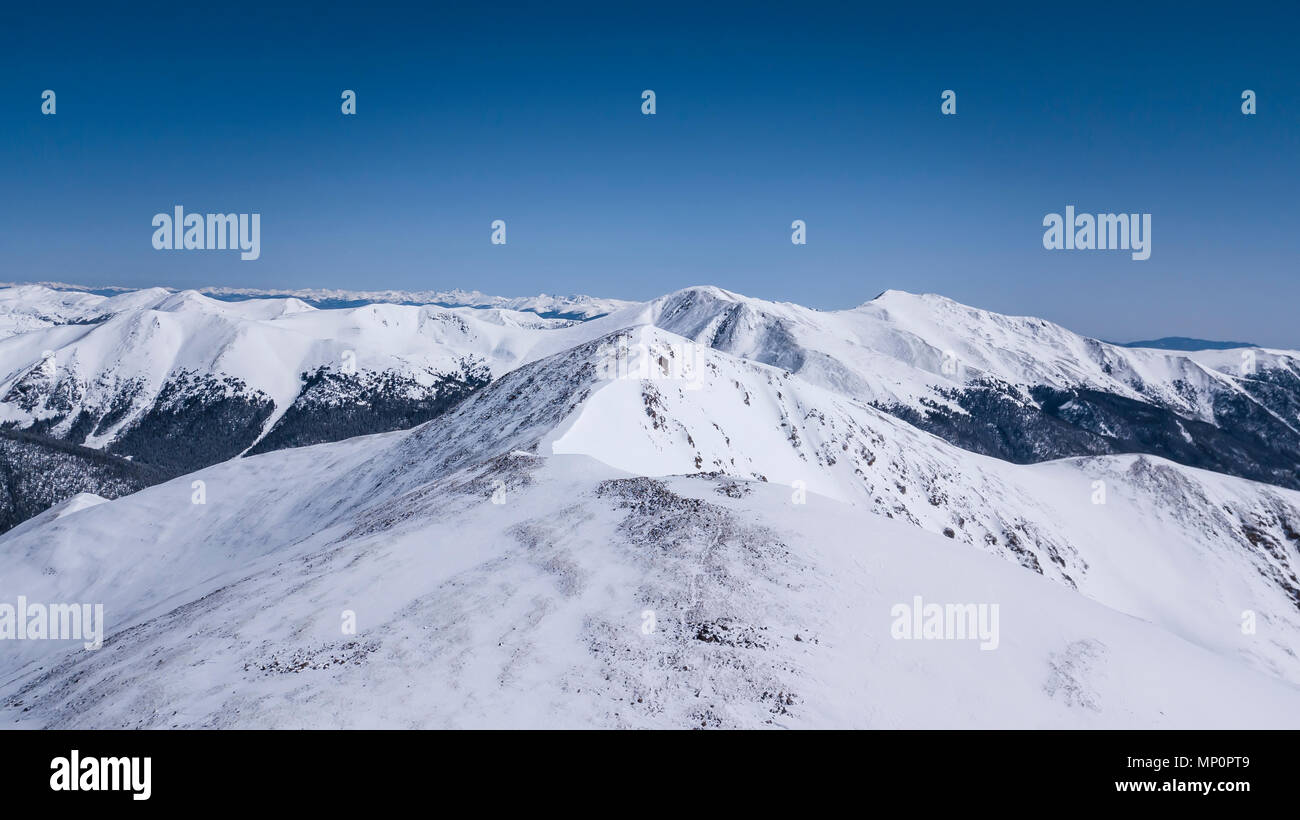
{"left": 2, "top": 1, "right": 1297, "bottom": 345}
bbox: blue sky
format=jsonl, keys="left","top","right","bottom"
{"left": 2, "top": 1, "right": 1297, "bottom": 345}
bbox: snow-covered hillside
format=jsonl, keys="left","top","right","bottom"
{"left": 2, "top": 323, "right": 1298, "bottom": 727}
{"left": 4, "top": 453, "right": 1297, "bottom": 729}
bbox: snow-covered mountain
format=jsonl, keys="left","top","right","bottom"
{"left": 0, "top": 286, "right": 626, "bottom": 485}
{"left": 650, "top": 286, "right": 1300, "bottom": 490}
{"left": 3, "top": 281, "right": 1300, "bottom": 531}
{"left": 2, "top": 321, "right": 1299, "bottom": 727}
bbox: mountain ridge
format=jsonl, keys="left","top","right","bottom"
{"left": 3, "top": 281, "right": 1300, "bottom": 533}
{"left": 3, "top": 319, "right": 1299, "bottom": 727}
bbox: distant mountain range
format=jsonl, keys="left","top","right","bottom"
{"left": 1115, "top": 336, "right": 1259, "bottom": 351}
{"left": 0, "top": 281, "right": 630, "bottom": 322}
